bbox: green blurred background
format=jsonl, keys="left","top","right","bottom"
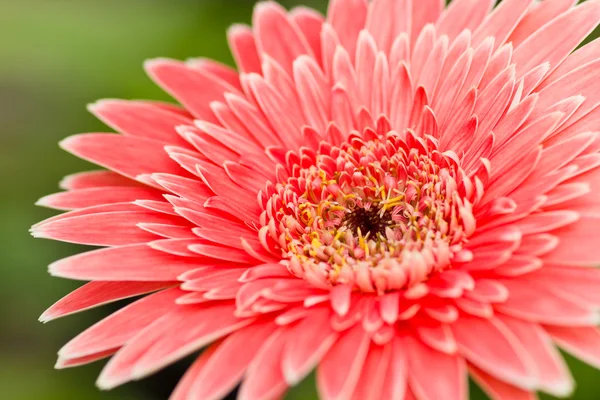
{"left": 2, "top": 0, "right": 599, "bottom": 399}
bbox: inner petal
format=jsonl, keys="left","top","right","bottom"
{"left": 260, "top": 130, "right": 476, "bottom": 293}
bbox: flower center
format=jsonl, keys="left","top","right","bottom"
{"left": 259, "top": 131, "right": 476, "bottom": 293}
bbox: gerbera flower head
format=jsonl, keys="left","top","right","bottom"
{"left": 34, "top": 0, "right": 600, "bottom": 399}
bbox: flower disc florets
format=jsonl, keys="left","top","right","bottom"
{"left": 261, "top": 128, "right": 476, "bottom": 293}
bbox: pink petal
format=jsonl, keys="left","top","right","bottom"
{"left": 509, "top": 0, "right": 577, "bottom": 48}
{"left": 512, "top": 0, "right": 600, "bottom": 79}
{"left": 227, "top": 24, "right": 262, "bottom": 74}
{"left": 145, "top": 58, "right": 239, "bottom": 122}
{"left": 131, "top": 302, "right": 252, "bottom": 380}
{"left": 169, "top": 344, "right": 218, "bottom": 400}
{"left": 406, "top": 335, "right": 467, "bottom": 400}
{"left": 49, "top": 244, "right": 204, "bottom": 281}
{"left": 289, "top": 7, "right": 324, "bottom": 65}
{"left": 546, "top": 326, "right": 600, "bottom": 369}
{"left": 40, "top": 281, "right": 173, "bottom": 322}
{"left": 472, "top": 0, "right": 533, "bottom": 49}
{"left": 60, "top": 134, "right": 185, "bottom": 181}
{"left": 327, "top": 0, "right": 368, "bottom": 61}
{"left": 186, "top": 320, "right": 278, "bottom": 400}
{"left": 37, "top": 186, "right": 163, "bottom": 211}
{"left": 282, "top": 307, "right": 339, "bottom": 385}
{"left": 366, "top": 0, "right": 411, "bottom": 54}
{"left": 88, "top": 99, "right": 192, "bottom": 145}
{"left": 436, "top": 0, "right": 494, "bottom": 41}
{"left": 380, "top": 335, "right": 408, "bottom": 400}
{"left": 59, "top": 170, "right": 137, "bottom": 190}
{"left": 253, "top": 1, "right": 314, "bottom": 75}
{"left": 32, "top": 209, "right": 180, "bottom": 246}
{"left": 469, "top": 364, "right": 537, "bottom": 400}
{"left": 238, "top": 326, "right": 290, "bottom": 400}
{"left": 499, "top": 315, "right": 574, "bottom": 397}
{"left": 58, "top": 287, "right": 182, "bottom": 359}
{"left": 496, "top": 279, "right": 599, "bottom": 326}
{"left": 317, "top": 323, "right": 370, "bottom": 400}
{"left": 451, "top": 315, "right": 537, "bottom": 390}
{"left": 351, "top": 342, "right": 391, "bottom": 400}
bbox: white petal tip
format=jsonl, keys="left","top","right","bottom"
{"left": 541, "top": 380, "right": 575, "bottom": 398}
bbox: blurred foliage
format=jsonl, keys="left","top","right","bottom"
{"left": 1, "top": 0, "right": 599, "bottom": 399}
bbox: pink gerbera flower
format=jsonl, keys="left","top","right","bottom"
{"left": 33, "top": 0, "right": 600, "bottom": 398}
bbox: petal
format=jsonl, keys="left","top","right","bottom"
{"left": 32, "top": 210, "right": 177, "bottom": 246}
{"left": 406, "top": 335, "right": 467, "bottom": 400}
{"left": 88, "top": 99, "right": 192, "bottom": 145}
{"left": 317, "top": 323, "right": 370, "bottom": 400}
{"left": 512, "top": 0, "right": 600, "bottom": 79}
{"left": 186, "top": 320, "right": 278, "bottom": 400}
{"left": 37, "top": 187, "right": 163, "bottom": 211}
{"left": 451, "top": 315, "right": 537, "bottom": 390}
{"left": 48, "top": 244, "right": 205, "bottom": 281}
{"left": 40, "top": 281, "right": 172, "bottom": 322}
{"left": 282, "top": 307, "right": 339, "bottom": 385}
{"left": 58, "top": 287, "right": 183, "bottom": 359}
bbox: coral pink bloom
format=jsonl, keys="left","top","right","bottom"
{"left": 34, "top": 0, "right": 600, "bottom": 399}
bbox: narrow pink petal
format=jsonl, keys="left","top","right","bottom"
{"left": 512, "top": 0, "right": 600, "bottom": 79}
{"left": 247, "top": 73, "right": 304, "bottom": 149}
{"left": 496, "top": 279, "right": 599, "bottom": 326}
{"left": 330, "top": 284, "right": 353, "bottom": 316}
{"left": 389, "top": 62, "right": 414, "bottom": 132}
{"left": 410, "top": 0, "right": 441, "bottom": 39}
{"left": 543, "top": 216, "right": 600, "bottom": 265}
{"left": 451, "top": 315, "right": 537, "bottom": 390}
{"left": 317, "top": 323, "right": 370, "bottom": 400}
{"left": 436, "top": 0, "right": 494, "bottom": 41}
{"left": 472, "top": 0, "right": 533, "bottom": 48}
{"left": 40, "top": 281, "right": 172, "bottom": 322}
{"left": 406, "top": 335, "right": 467, "bottom": 400}
{"left": 227, "top": 24, "right": 262, "bottom": 74}
{"left": 186, "top": 321, "right": 278, "bottom": 400}
{"left": 289, "top": 7, "right": 324, "bottom": 65}
{"left": 499, "top": 315, "right": 574, "bottom": 397}
{"left": 543, "top": 37, "right": 600, "bottom": 90}
{"left": 59, "top": 170, "right": 137, "bottom": 190}
{"left": 469, "top": 364, "right": 537, "bottom": 400}
{"left": 327, "top": 0, "right": 368, "bottom": 61}
{"left": 48, "top": 244, "right": 204, "bottom": 281}
{"left": 186, "top": 58, "right": 242, "bottom": 91}
{"left": 493, "top": 93, "right": 538, "bottom": 148}
{"left": 366, "top": 0, "right": 411, "bottom": 54}
{"left": 434, "top": 48, "right": 473, "bottom": 129}
{"left": 411, "top": 25, "right": 436, "bottom": 85}
{"left": 380, "top": 335, "right": 408, "bottom": 400}
{"left": 56, "top": 348, "right": 118, "bottom": 369}
{"left": 534, "top": 60, "right": 600, "bottom": 129}
{"left": 58, "top": 287, "right": 183, "bottom": 359}
{"left": 32, "top": 209, "right": 181, "bottom": 246}
{"left": 509, "top": 0, "right": 578, "bottom": 48}
{"left": 88, "top": 99, "right": 192, "bottom": 145}
{"left": 37, "top": 187, "right": 163, "bottom": 211}
{"left": 169, "top": 344, "right": 218, "bottom": 400}
{"left": 282, "top": 307, "right": 339, "bottom": 385}
{"left": 351, "top": 343, "right": 391, "bottom": 400}
{"left": 253, "top": 1, "right": 314, "bottom": 75}
{"left": 59, "top": 134, "right": 185, "bottom": 181}
{"left": 294, "top": 55, "right": 330, "bottom": 133}
{"left": 131, "top": 302, "right": 252, "bottom": 380}
{"left": 188, "top": 243, "right": 255, "bottom": 264}
{"left": 546, "top": 326, "right": 600, "bottom": 369}
{"left": 238, "top": 326, "right": 290, "bottom": 400}
{"left": 145, "top": 58, "right": 239, "bottom": 122}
